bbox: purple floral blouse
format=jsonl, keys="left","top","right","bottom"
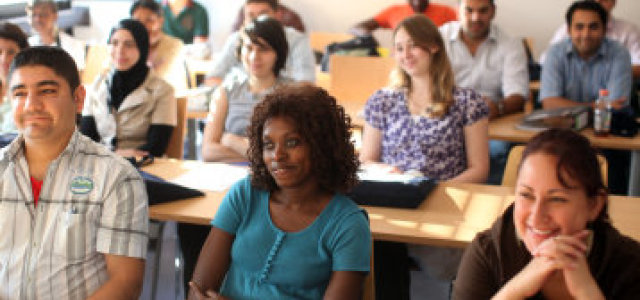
{"left": 364, "top": 87, "right": 488, "bottom": 180}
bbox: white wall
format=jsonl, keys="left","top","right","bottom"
{"left": 282, "top": 0, "right": 640, "bottom": 58}
{"left": 74, "top": 0, "right": 130, "bottom": 44}
{"left": 490, "top": 0, "right": 640, "bottom": 57}
{"left": 74, "top": 0, "right": 640, "bottom": 59}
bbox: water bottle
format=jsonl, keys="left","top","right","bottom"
{"left": 593, "top": 89, "right": 611, "bottom": 136}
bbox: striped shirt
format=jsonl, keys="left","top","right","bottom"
{"left": 0, "top": 131, "right": 148, "bottom": 299}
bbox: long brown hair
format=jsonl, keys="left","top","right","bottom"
{"left": 389, "top": 15, "right": 454, "bottom": 117}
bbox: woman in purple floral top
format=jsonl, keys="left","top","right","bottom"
{"left": 360, "top": 15, "right": 490, "bottom": 300}
{"left": 360, "top": 15, "right": 489, "bottom": 182}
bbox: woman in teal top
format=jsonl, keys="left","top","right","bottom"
{"left": 188, "top": 84, "right": 371, "bottom": 300}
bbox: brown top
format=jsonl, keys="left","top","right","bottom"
{"left": 453, "top": 204, "right": 640, "bottom": 300}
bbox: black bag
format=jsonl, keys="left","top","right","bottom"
{"left": 140, "top": 170, "right": 205, "bottom": 205}
{"left": 126, "top": 157, "right": 205, "bottom": 205}
{"left": 320, "top": 35, "right": 380, "bottom": 72}
{"left": 523, "top": 39, "right": 541, "bottom": 81}
{"left": 347, "top": 178, "right": 437, "bottom": 208}
{"left": 610, "top": 107, "right": 638, "bottom": 137}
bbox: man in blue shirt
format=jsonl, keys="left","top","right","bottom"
{"left": 540, "top": 0, "right": 633, "bottom": 195}
{"left": 539, "top": 0, "right": 632, "bottom": 109}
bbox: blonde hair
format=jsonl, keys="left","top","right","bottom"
{"left": 389, "top": 15, "right": 455, "bottom": 117}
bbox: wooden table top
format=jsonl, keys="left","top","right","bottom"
{"left": 489, "top": 113, "right": 640, "bottom": 150}
{"left": 145, "top": 159, "right": 640, "bottom": 248}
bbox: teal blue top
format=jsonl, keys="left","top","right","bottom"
{"left": 162, "top": 1, "right": 209, "bottom": 44}
{"left": 211, "top": 176, "right": 371, "bottom": 300}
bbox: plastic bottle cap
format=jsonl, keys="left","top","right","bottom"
{"left": 599, "top": 89, "right": 609, "bottom": 96}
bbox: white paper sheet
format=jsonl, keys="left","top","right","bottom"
{"left": 170, "top": 163, "right": 249, "bottom": 191}
{"left": 357, "top": 165, "right": 422, "bottom": 183}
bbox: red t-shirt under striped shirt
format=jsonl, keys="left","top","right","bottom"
{"left": 30, "top": 177, "right": 43, "bottom": 207}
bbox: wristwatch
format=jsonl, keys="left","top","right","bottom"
{"left": 497, "top": 100, "right": 505, "bottom": 116}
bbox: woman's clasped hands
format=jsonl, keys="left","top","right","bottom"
{"left": 501, "top": 230, "right": 604, "bottom": 300}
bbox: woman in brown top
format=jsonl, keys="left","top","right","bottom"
{"left": 454, "top": 128, "right": 640, "bottom": 299}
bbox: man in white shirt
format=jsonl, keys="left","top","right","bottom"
{"left": 440, "top": 0, "right": 528, "bottom": 119}
{"left": 0, "top": 46, "right": 148, "bottom": 299}
{"left": 439, "top": 0, "right": 529, "bottom": 184}
{"left": 26, "top": 0, "right": 86, "bottom": 69}
{"left": 542, "top": 0, "right": 639, "bottom": 79}
{"left": 205, "top": 0, "right": 315, "bottom": 86}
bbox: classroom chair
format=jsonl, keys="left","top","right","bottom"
{"left": 81, "top": 44, "right": 109, "bottom": 85}
{"left": 165, "top": 97, "right": 187, "bottom": 159}
{"left": 501, "top": 145, "right": 608, "bottom": 187}
{"left": 328, "top": 55, "right": 395, "bottom": 127}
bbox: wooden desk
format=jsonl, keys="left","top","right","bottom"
{"left": 489, "top": 113, "right": 640, "bottom": 196}
{"left": 145, "top": 159, "right": 640, "bottom": 247}
{"left": 490, "top": 113, "right": 640, "bottom": 150}
{"left": 185, "top": 57, "right": 216, "bottom": 87}
{"left": 175, "top": 85, "right": 219, "bottom": 159}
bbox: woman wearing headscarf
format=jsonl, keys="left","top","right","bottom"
{"left": 0, "top": 22, "right": 29, "bottom": 134}
{"left": 80, "top": 19, "right": 176, "bottom": 157}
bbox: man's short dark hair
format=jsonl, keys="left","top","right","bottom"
{"left": 458, "top": 0, "right": 495, "bottom": 5}
{"left": 246, "top": 0, "right": 278, "bottom": 10}
{"left": 130, "top": 0, "right": 163, "bottom": 17}
{"left": 27, "top": 0, "right": 58, "bottom": 13}
{"left": 0, "top": 22, "right": 29, "bottom": 50}
{"left": 566, "top": 0, "right": 608, "bottom": 28}
{"left": 8, "top": 46, "right": 80, "bottom": 91}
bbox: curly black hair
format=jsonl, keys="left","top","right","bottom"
{"left": 247, "top": 83, "right": 359, "bottom": 194}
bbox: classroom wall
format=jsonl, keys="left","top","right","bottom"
{"left": 281, "top": 0, "right": 640, "bottom": 58}
{"left": 74, "top": 0, "right": 130, "bottom": 44}
{"left": 74, "top": 0, "right": 640, "bottom": 60}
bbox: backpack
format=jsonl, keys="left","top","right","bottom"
{"left": 320, "top": 35, "right": 380, "bottom": 72}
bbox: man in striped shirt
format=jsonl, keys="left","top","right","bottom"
{"left": 0, "top": 47, "right": 148, "bottom": 299}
